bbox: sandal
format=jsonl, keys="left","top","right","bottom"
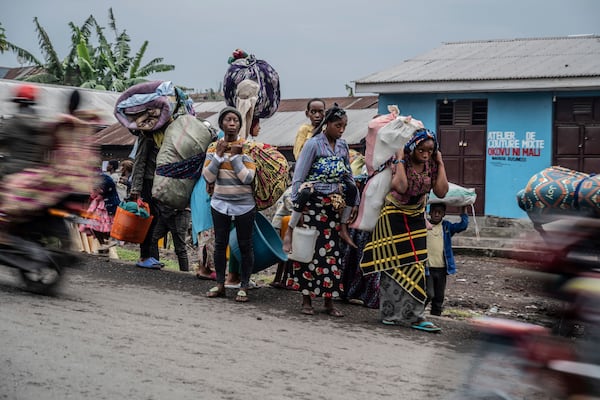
{"left": 206, "top": 286, "right": 226, "bottom": 298}
{"left": 269, "top": 281, "right": 284, "bottom": 289}
{"left": 301, "top": 306, "right": 314, "bottom": 315}
{"left": 196, "top": 271, "right": 216, "bottom": 281}
{"left": 235, "top": 290, "right": 249, "bottom": 302}
{"left": 326, "top": 308, "right": 344, "bottom": 318}
{"left": 411, "top": 320, "right": 442, "bottom": 333}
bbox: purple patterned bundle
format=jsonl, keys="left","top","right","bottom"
{"left": 223, "top": 54, "right": 280, "bottom": 119}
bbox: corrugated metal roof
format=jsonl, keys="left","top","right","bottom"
{"left": 355, "top": 36, "right": 600, "bottom": 93}
{"left": 95, "top": 97, "right": 378, "bottom": 147}
{"left": 203, "top": 108, "right": 378, "bottom": 147}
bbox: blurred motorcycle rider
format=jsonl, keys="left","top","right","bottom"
{"left": 0, "top": 84, "right": 52, "bottom": 178}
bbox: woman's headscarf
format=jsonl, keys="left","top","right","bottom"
{"left": 404, "top": 129, "right": 438, "bottom": 154}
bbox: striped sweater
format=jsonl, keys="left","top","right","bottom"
{"left": 203, "top": 139, "right": 256, "bottom": 216}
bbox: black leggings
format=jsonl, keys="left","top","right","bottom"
{"left": 211, "top": 207, "right": 256, "bottom": 289}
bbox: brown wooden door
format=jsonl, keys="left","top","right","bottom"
{"left": 437, "top": 100, "right": 487, "bottom": 215}
{"left": 554, "top": 97, "right": 600, "bottom": 173}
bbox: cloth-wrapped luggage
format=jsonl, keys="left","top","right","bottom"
{"left": 223, "top": 50, "right": 280, "bottom": 119}
{"left": 243, "top": 142, "right": 289, "bottom": 211}
{"left": 517, "top": 166, "right": 600, "bottom": 225}
{"left": 114, "top": 81, "right": 194, "bottom": 132}
{"left": 350, "top": 106, "right": 424, "bottom": 232}
{"left": 152, "top": 114, "right": 215, "bottom": 209}
{"left": 429, "top": 182, "right": 477, "bottom": 207}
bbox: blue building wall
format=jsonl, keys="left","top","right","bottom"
{"left": 378, "top": 91, "right": 600, "bottom": 218}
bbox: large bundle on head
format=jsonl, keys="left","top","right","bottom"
{"left": 350, "top": 106, "right": 424, "bottom": 232}
{"left": 114, "top": 81, "right": 195, "bottom": 132}
{"left": 517, "top": 166, "right": 600, "bottom": 225}
{"left": 223, "top": 49, "right": 280, "bottom": 136}
{"left": 115, "top": 80, "right": 214, "bottom": 209}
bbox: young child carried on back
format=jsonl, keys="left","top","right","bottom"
{"left": 426, "top": 203, "right": 469, "bottom": 316}
{"left": 287, "top": 176, "right": 358, "bottom": 250}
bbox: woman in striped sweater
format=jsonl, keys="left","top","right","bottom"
{"left": 203, "top": 107, "right": 256, "bottom": 302}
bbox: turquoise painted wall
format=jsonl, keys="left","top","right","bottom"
{"left": 378, "top": 91, "right": 600, "bottom": 218}
{"left": 486, "top": 93, "right": 552, "bottom": 218}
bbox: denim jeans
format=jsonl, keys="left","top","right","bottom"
{"left": 211, "top": 207, "right": 255, "bottom": 289}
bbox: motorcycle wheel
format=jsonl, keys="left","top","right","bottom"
{"left": 17, "top": 217, "right": 73, "bottom": 295}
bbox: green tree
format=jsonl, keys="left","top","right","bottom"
{"left": 94, "top": 9, "right": 175, "bottom": 91}
{"left": 2, "top": 16, "right": 94, "bottom": 87}
{"left": 2, "top": 9, "right": 175, "bottom": 91}
{"left": 0, "top": 22, "right": 7, "bottom": 53}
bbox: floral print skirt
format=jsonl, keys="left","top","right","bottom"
{"left": 289, "top": 196, "right": 343, "bottom": 298}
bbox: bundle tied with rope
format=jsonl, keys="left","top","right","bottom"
{"left": 220, "top": 48, "right": 288, "bottom": 210}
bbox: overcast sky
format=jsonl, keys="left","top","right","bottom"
{"left": 1, "top": 0, "right": 598, "bottom": 99}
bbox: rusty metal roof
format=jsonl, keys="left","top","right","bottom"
{"left": 355, "top": 35, "right": 600, "bottom": 93}
{"left": 0, "top": 66, "right": 44, "bottom": 80}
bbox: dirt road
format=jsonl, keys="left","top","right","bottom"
{"left": 0, "top": 256, "right": 476, "bottom": 400}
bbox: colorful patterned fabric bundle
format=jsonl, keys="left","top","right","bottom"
{"left": 223, "top": 53, "right": 280, "bottom": 119}
{"left": 242, "top": 142, "right": 289, "bottom": 211}
{"left": 517, "top": 166, "right": 600, "bottom": 224}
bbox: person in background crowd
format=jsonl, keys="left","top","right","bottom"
{"left": 292, "top": 98, "right": 326, "bottom": 161}
{"left": 80, "top": 172, "right": 119, "bottom": 246}
{"left": 340, "top": 176, "right": 380, "bottom": 309}
{"left": 0, "top": 84, "right": 51, "bottom": 178}
{"left": 116, "top": 159, "right": 133, "bottom": 201}
{"left": 249, "top": 117, "right": 260, "bottom": 138}
{"left": 129, "top": 120, "right": 164, "bottom": 269}
{"left": 106, "top": 159, "right": 120, "bottom": 184}
{"left": 203, "top": 107, "right": 256, "bottom": 303}
{"left": 360, "top": 129, "right": 448, "bottom": 333}
{"left": 426, "top": 203, "right": 468, "bottom": 316}
{"left": 1, "top": 88, "right": 100, "bottom": 227}
{"left": 287, "top": 104, "right": 359, "bottom": 317}
{"left": 269, "top": 164, "right": 295, "bottom": 289}
{"left": 150, "top": 203, "right": 192, "bottom": 272}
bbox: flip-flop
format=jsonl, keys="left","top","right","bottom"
{"left": 348, "top": 298, "right": 365, "bottom": 306}
{"left": 301, "top": 306, "right": 314, "bottom": 315}
{"left": 206, "top": 286, "right": 226, "bottom": 298}
{"left": 269, "top": 281, "right": 284, "bottom": 289}
{"left": 226, "top": 280, "right": 259, "bottom": 290}
{"left": 411, "top": 320, "right": 442, "bottom": 333}
{"left": 148, "top": 257, "right": 165, "bottom": 267}
{"left": 136, "top": 258, "right": 162, "bottom": 269}
{"left": 326, "top": 308, "right": 344, "bottom": 318}
{"left": 235, "top": 290, "right": 249, "bottom": 302}
{"left": 196, "top": 271, "right": 216, "bottom": 280}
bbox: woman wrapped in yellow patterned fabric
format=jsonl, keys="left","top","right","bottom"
{"left": 360, "top": 129, "right": 448, "bottom": 332}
